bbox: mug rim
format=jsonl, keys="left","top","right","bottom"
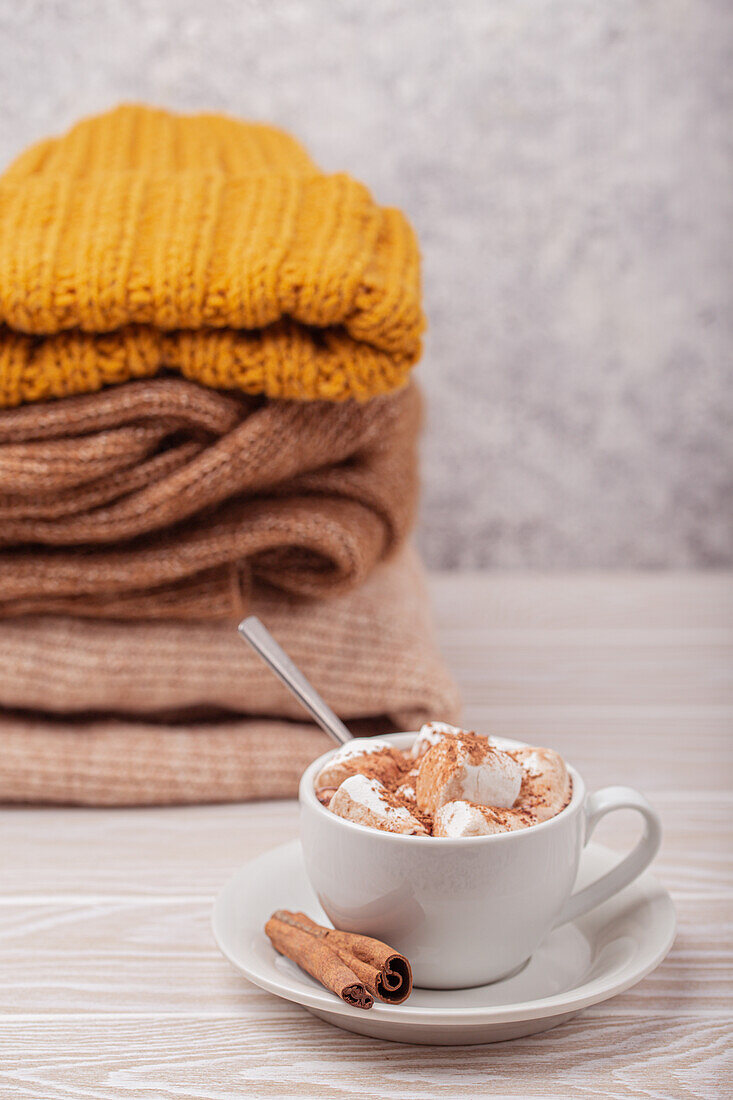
{"left": 299, "top": 731, "right": 585, "bottom": 846}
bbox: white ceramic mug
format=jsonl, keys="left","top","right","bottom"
{"left": 299, "top": 733, "right": 662, "bottom": 989}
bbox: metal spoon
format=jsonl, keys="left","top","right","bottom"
{"left": 238, "top": 616, "right": 353, "bottom": 746}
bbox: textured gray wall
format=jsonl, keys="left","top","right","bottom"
{"left": 2, "top": 0, "right": 731, "bottom": 567}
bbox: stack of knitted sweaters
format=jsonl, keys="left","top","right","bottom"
{"left": 0, "top": 105, "right": 459, "bottom": 804}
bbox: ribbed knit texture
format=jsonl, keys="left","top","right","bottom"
{"left": 0, "top": 105, "right": 423, "bottom": 407}
{"left": 0, "top": 548, "right": 461, "bottom": 805}
{"left": 0, "top": 377, "right": 420, "bottom": 618}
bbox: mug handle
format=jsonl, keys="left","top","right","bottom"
{"left": 555, "top": 786, "right": 662, "bottom": 926}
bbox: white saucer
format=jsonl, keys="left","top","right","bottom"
{"left": 213, "top": 839, "right": 675, "bottom": 1045}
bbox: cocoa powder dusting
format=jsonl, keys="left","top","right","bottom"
{"left": 475, "top": 802, "right": 535, "bottom": 829}
{"left": 452, "top": 731, "right": 495, "bottom": 765}
{"left": 380, "top": 754, "right": 435, "bottom": 833}
{"left": 319, "top": 746, "right": 404, "bottom": 790}
{"left": 320, "top": 738, "right": 570, "bottom": 837}
{"left": 385, "top": 779, "right": 433, "bottom": 833}
{"left": 515, "top": 770, "right": 547, "bottom": 813}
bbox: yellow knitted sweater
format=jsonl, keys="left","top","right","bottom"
{"left": 0, "top": 105, "right": 423, "bottom": 407}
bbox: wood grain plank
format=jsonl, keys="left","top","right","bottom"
{"left": 0, "top": 573, "right": 730, "bottom": 1099}
{"left": 0, "top": 896, "right": 727, "bottom": 1016}
{"left": 0, "top": 900, "right": 245, "bottom": 1014}
{"left": 0, "top": 793, "right": 728, "bottom": 897}
{"left": 456, "top": 705, "right": 733, "bottom": 792}
{"left": 0, "top": 801, "right": 299, "bottom": 898}
{"left": 0, "top": 1013, "right": 728, "bottom": 1099}
{"left": 430, "top": 572, "right": 733, "bottom": 630}
{"left": 615, "top": 898, "right": 733, "bottom": 1016}
{"left": 438, "top": 638, "right": 732, "bottom": 706}
{"left": 590, "top": 793, "right": 733, "bottom": 894}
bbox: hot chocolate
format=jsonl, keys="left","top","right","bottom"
{"left": 314, "top": 723, "right": 572, "bottom": 837}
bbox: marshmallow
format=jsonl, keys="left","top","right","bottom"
{"left": 433, "top": 801, "right": 535, "bottom": 837}
{"left": 416, "top": 736, "right": 523, "bottom": 815}
{"left": 329, "top": 774, "right": 427, "bottom": 835}
{"left": 512, "top": 747, "right": 572, "bottom": 822}
{"left": 314, "top": 738, "right": 403, "bottom": 794}
{"left": 410, "top": 722, "right": 467, "bottom": 760}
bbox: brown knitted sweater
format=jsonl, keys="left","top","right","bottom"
{"left": 0, "top": 548, "right": 460, "bottom": 805}
{"left": 0, "top": 376, "right": 419, "bottom": 618}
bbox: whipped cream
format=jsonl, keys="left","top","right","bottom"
{"left": 329, "top": 774, "right": 427, "bottom": 835}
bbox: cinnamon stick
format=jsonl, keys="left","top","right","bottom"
{"left": 265, "top": 915, "right": 373, "bottom": 1009}
{"left": 269, "top": 910, "right": 413, "bottom": 1005}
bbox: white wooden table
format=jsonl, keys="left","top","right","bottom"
{"left": 1, "top": 574, "right": 731, "bottom": 1098}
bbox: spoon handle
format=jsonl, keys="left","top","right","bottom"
{"left": 238, "top": 616, "right": 353, "bottom": 746}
